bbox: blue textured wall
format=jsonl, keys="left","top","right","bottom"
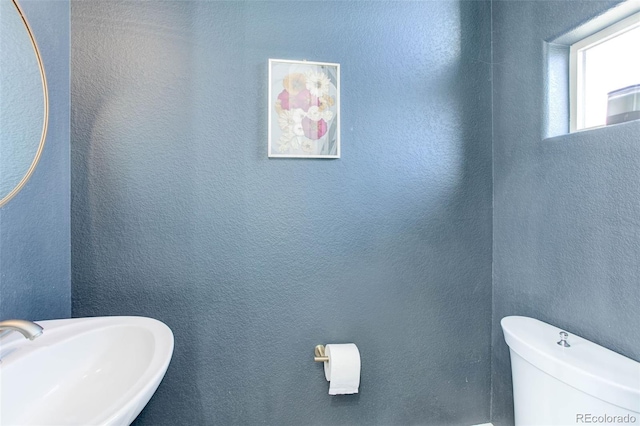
{"left": 71, "top": 1, "right": 493, "bottom": 424}
{"left": 491, "top": 1, "right": 640, "bottom": 424}
{"left": 0, "top": 0, "right": 70, "bottom": 321}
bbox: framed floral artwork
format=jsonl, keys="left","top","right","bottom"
{"left": 268, "top": 59, "right": 340, "bottom": 158}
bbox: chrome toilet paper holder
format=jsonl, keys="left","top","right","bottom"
{"left": 314, "top": 345, "right": 329, "bottom": 362}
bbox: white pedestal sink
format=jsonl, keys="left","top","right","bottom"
{"left": 0, "top": 316, "right": 174, "bottom": 426}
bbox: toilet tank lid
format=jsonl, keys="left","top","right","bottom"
{"left": 501, "top": 316, "right": 640, "bottom": 413}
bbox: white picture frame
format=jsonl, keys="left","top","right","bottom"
{"left": 268, "top": 59, "right": 340, "bottom": 158}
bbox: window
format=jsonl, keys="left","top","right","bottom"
{"left": 570, "top": 12, "right": 640, "bottom": 132}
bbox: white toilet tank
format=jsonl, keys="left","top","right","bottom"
{"left": 501, "top": 316, "right": 640, "bottom": 426}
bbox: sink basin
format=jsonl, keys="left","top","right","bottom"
{"left": 0, "top": 316, "right": 173, "bottom": 426}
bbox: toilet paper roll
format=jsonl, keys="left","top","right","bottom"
{"left": 323, "top": 343, "right": 361, "bottom": 395}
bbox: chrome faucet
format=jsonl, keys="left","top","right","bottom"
{"left": 0, "top": 319, "right": 43, "bottom": 340}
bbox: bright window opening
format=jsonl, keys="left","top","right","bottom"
{"left": 570, "top": 12, "right": 640, "bottom": 132}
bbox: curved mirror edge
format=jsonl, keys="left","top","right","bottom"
{"left": 0, "top": 0, "right": 49, "bottom": 208}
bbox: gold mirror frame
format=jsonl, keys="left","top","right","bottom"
{"left": 0, "top": 0, "right": 49, "bottom": 208}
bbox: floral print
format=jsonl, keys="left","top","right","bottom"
{"left": 283, "top": 73, "right": 307, "bottom": 95}
{"left": 274, "top": 68, "right": 336, "bottom": 154}
{"left": 305, "top": 70, "right": 331, "bottom": 97}
{"left": 277, "top": 89, "right": 319, "bottom": 112}
{"left": 301, "top": 117, "right": 327, "bottom": 140}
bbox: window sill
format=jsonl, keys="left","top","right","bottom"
{"left": 543, "top": 117, "right": 640, "bottom": 144}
